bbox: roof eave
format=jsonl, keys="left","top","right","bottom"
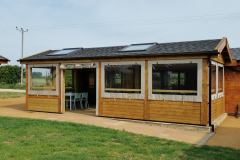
{"left": 19, "top": 51, "right": 219, "bottom": 63}
{"left": 214, "top": 37, "right": 233, "bottom": 62}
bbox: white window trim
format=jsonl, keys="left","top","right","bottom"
{"left": 211, "top": 61, "right": 218, "bottom": 100}
{"left": 101, "top": 61, "right": 145, "bottom": 100}
{"left": 211, "top": 61, "right": 224, "bottom": 100}
{"left": 217, "top": 63, "right": 224, "bottom": 99}
{"left": 148, "top": 59, "right": 202, "bottom": 102}
{"left": 28, "top": 64, "right": 59, "bottom": 96}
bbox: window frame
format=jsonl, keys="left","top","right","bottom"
{"left": 211, "top": 61, "right": 218, "bottom": 100}
{"left": 211, "top": 61, "right": 224, "bottom": 100}
{"left": 217, "top": 63, "right": 224, "bottom": 98}
{"left": 148, "top": 59, "right": 202, "bottom": 102}
{"left": 101, "top": 61, "right": 145, "bottom": 100}
{"left": 28, "top": 64, "right": 59, "bottom": 96}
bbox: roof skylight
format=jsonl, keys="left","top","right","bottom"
{"left": 47, "top": 48, "right": 81, "bottom": 56}
{"left": 119, "top": 43, "right": 156, "bottom": 52}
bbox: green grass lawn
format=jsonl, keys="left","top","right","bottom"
{"left": 0, "top": 117, "right": 239, "bottom": 159}
{"left": 0, "top": 84, "right": 26, "bottom": 90}
{"left": 0, "top": 92, "right": 25, "bottom": 99}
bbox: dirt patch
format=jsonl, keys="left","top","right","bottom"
{"left": 205, "top": 116, "right": 240, "bottom": 149}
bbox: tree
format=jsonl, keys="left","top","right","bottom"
{"left": 0, "top": 65, "right": 25, "bottom": 84}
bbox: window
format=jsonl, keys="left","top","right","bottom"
{"left": 149, "top": 59, "right": 202, "bottom": 102}
{"left": 101, "top": 61, "right": 145, "bottom": 100}
{"left": 31, "top": 67, "right": 56, "bottom": 91}
{"left": 119, "top": 43, "right": 155, "bottom": 52}
{"left": 211, "top": 63, "right": 217, "bottom": 95}
{"left": 218, "top": 65, "right": 223, "bottom": 93}
{"left": 105, "top": 65, "right": 141, "bottom": 93}
{"left": 211, "top": 61, "right": 224, "bottom": 99}
{"left": 28, "top": 64, "right": 59, "bottom": 96}
{"left": 152, "top": 63, "right": 197, "bottom": 95}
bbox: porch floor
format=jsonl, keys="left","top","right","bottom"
{"left": 0, "top": 97, "right": 209, "bottom": 145}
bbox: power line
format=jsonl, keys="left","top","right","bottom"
{"left": 19, "top": 12, "right": 240, "bottom": 30}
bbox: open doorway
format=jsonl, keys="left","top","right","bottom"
{"left": 65, "top": 68, "right": 96, "bottom": 110}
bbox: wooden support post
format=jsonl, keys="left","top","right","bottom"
{"left": 62, "top": 70, "right": 65, "bottom": 113}
{"left": 201, "top": 59, "right": 209, "bottom": 125}
{"left": 26, "top": 64, "right": 29, "bottom": 110}
{"left": 98, "top": 62, "right": 102, "bottom": 116}
{"left": 58, "top": 64, "right": 61, "bottom": 113}
{"left": 144, "top": 61, "right": 149, "bottom": 120}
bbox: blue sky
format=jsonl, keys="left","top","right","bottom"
{"left": 1, "top": 0, "right": 240, "bottom": 65}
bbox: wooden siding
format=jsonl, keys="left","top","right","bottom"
{"left": 100, "top": 58, "right": 211, "bottom": 125}
{"left": 28, "top": 95, "right": 59, "bottom": 112}
{"left": 101, "top": 98, "right": 144, "bottom": 119}
{"left": 211, "top": 97, "right": 224, "bottom": 120}
{"left": 225, "top": 66, "right": 240, "bottom": 115}
{"left": 211, "top": 51, "right": 225, "bottom": 64}
{"left": 148, "top": 101, "right": 201, "bottom": 124}
{"left": 24, "top": 57, "right": 223, "bottom": 125}
{"left": 201, "top": 59, "right": 209, "bottom": 125}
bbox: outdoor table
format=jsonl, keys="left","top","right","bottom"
{"left": 65, "top": 93, "right": 75, "bottom": 110}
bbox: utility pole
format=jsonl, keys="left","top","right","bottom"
{"left": 16, "top": 27, "right": 28, "bottom": 86}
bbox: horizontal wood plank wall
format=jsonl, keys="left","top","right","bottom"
{"left": 211, "top": 98, "right": 224, "bottom": 120}
{"left": 148, "top": 101, "right": 201, "bottom": 124}
{"left": 224, "top": 67, "right": 240, "bottom": 115}
{"left": 28, "top": 95, "right": 59, "bottom": 113}
{"left": 101, "top": 98, "right": 144, "bottom": 119}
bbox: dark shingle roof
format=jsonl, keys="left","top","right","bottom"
{"left": 0, "top": 55, "right": 9, "bottom": 61}
{"left": 20, "top": 39, "right": 222, "bottom": 61}
{"left": 230, "top": 48, "right": 240, "bottom": 60}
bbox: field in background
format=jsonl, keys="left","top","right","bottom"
{"left": 0, "top": 78, "right": 26, "bottom": 90}
{"left": 0, "top": 92, "right": 25, "bottom": 99}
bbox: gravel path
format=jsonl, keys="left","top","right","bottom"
{"left": 205, "top": 116, "right": 240, "bottom": 149}
{"left": 0, "top": 89, "right": 25, "bottom": 93}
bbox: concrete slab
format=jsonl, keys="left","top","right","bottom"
{"left": 0, "top": 97, "right": 208, "bottom": 145}
{"left": 113, "top": 118, "right": 212, "bottom": 133}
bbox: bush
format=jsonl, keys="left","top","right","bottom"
{"left": 0, "top": 65, "right": 25, "bottom": 84}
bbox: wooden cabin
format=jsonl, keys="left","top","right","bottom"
{"left": 19, "top": 37, "right": 234, "bottom": 127}
{"left": 0, "top": 55, "right": 9, "bottom": 65}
